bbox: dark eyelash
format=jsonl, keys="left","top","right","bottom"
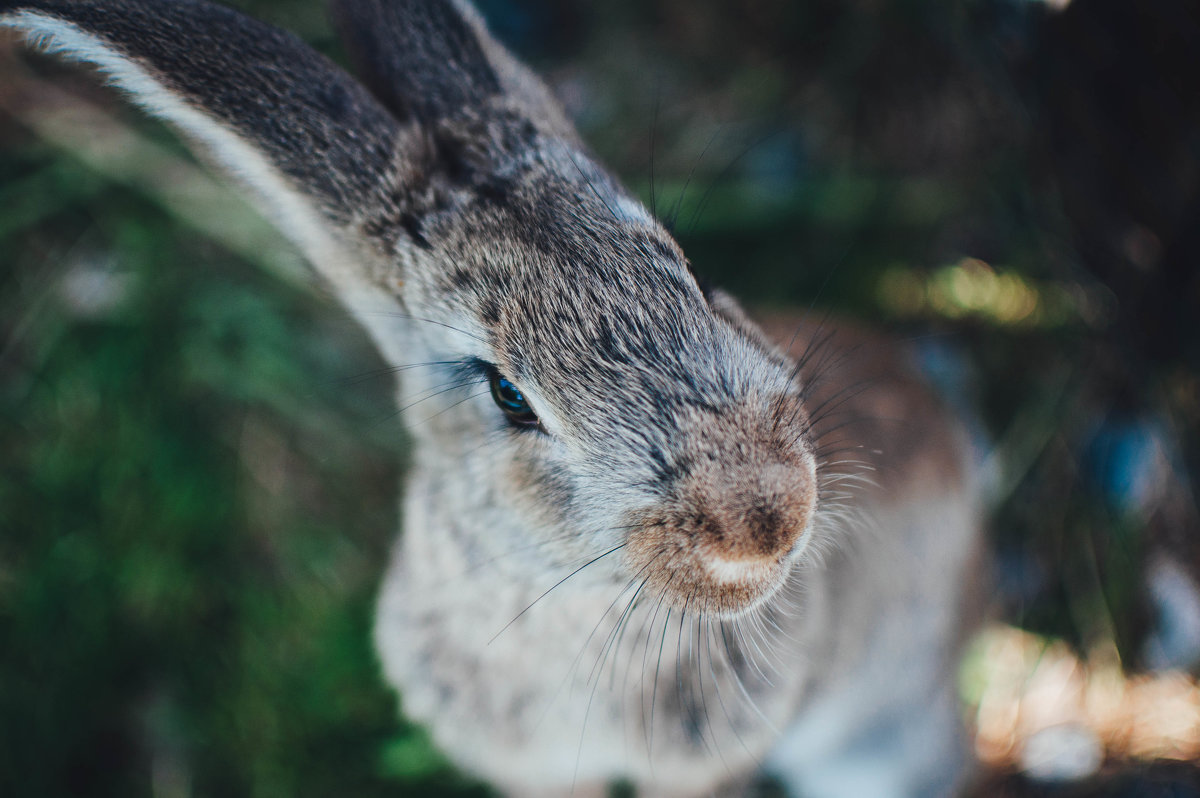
{"left": 456, "top": 357, "right": 496, "bottom": 384}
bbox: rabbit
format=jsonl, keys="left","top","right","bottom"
{"left": 0, "top": 1, "right": 984, "bottom": 796}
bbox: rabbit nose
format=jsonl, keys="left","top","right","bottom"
{"left": 694, "top": 462, "right": 815, "bottom": 566}
{"left": 623, "top": 455, "right": 817, "bottom": 614}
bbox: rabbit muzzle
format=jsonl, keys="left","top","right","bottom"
{"left": 625, "top": 445, "right": 817, "bottom": 617}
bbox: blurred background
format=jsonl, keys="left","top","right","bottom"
{"left": 2, "top": 0, "right": 1198, "bottom": 795}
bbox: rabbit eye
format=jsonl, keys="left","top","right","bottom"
{"left": 488, "top": 369, "right": 539, "bottom": 428}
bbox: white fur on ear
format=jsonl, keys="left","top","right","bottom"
{"left": 1, "top": 10, "right": 410, "bottom": 366}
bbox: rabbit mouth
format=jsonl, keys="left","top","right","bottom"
{"left": 624, "top": 532, "right": 803, "bottom": 617}
{"left": 619, "top": 448, "right": 816, "bottom": 614}
{"left": 616, "top": 393, "right": 819, "bottom": 617}
{"left": 623, "top": 466, "right": 816, "bottom": 616}
{"left": 703, "top": 552, "right": 789, "bottom": 584}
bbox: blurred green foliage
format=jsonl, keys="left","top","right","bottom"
{"left": 0, "top": 126, "right": 486, "bottom": 795}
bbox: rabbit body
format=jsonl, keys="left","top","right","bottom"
{"left": 0, "top": 1, "right": 982, "bottom": 795}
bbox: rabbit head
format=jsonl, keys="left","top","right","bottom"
{"left": 388, "top": 128, "right": 822, "bottom": 615}
{"left": 332, "top": 1, "right": 825, "bottom": 614}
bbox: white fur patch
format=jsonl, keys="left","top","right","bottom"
{"left": 704, "top": 554, "right": 774, "bottom": 584}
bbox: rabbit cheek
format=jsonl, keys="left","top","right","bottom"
{"left": 500, "top": 448, "right": 579, "bottom": 527}
{"left": 626, "top": 462, "right": 817, "bottom": 615}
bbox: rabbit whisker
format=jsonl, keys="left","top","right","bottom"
{"left": 648, "top": 84, "right": 660, "bottom": 220}
{"left": 523, "top": 565, "right": 642, "bottom": 741}
{"left": 799, "top": 378, "right": 878, "bottom": 440}
{"left": 665, "top": 125, "right": 720, "bottom": 232}
{"left": 454, "top": 529, "right": 592, "bottom": 579}
{"left": 636, "top": 576, "right": 675, "bottom": 749}
{"left": 732, "top": 612, "right": 776, "bottom": 687}
{"left": 573, "top": 572, "right": 651, "bottom": 794}
{"left": 789, "top": 324, "right": 840, "bottom": 388}
{"left": 367, "top": 375, "right": 481, "bottom": 429}
{"left": 564, "top": 149, "right": 619, "bottom": 220}
{"left": 411, "top": 387, "right": 489, "bottom": 428}
{"left": 459, "top": 425, "right": 514, "bottom": 459}
{"left": 372, "top": 312, "right": 489, "bottom": 345}
{"left": 719, "top": 620, "right": 779, "bottom": 735}
{"left": 673, "top": 601, "right": 692, "bottom": 748}
{"left": 777, "top": 239, "right": 856, "bottom": 393}
{"left": 329, "top": 359, "right": 463, "bottom": 388}
{"left": 488, "top": 542, "right": 627, "bottom": 646}
{"left": 605, "top": 579, "right": 651, "bottom": 692}
{"left": 675, "top": 590, "right": 714, "bottom": 755}
{"left": 648, "top": 604, "right": 673, "bottom": 755}
{"left": 691, "top": 611, "right": 730, "bottom": 771}
{"left": 685, "top": 127, "right": 784, "bottom": 236}
{"left": 704, "top": 617, "right": 761, "bottom": 772}
{"left": 588, "top": 559, "right": 660, "bottom": 689}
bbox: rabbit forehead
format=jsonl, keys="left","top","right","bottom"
{"left": 451, "top": 188, "right": 790, "bottom": 430}
{"left": 436, "top": 183, "right": 687, "bottom": 330}
{"left": 393, "top": 148, "right": 798, "bottom": 437}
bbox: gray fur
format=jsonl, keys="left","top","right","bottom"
{"left": 0, "top": 1, "right": 984, "bottom": 795}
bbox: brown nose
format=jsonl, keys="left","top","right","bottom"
{"left": 690, "top": 462, "right": 815, "bottom": 563}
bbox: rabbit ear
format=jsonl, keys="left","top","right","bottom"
{"left": 332, "top": 0, "right": 500, "bottom": 123}
{"left": 332, "top": 0, "right": 579, "bottom": 142}
{"left": 0, "top": 0, "right": 404, "bottom": 274}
